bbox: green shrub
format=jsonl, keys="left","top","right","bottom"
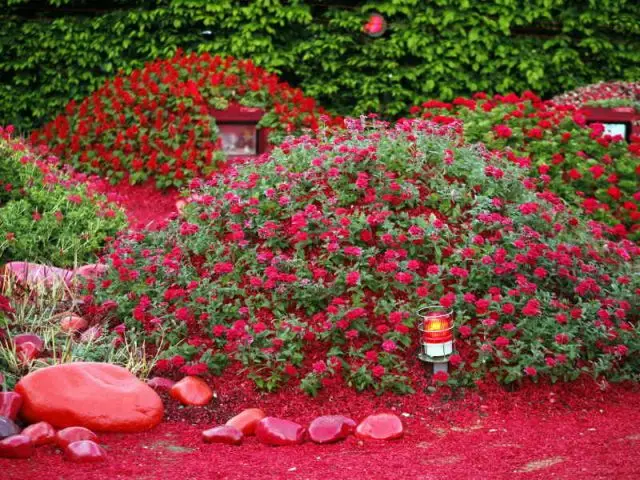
{"left": 0, "top": 129, "right": 126, "bottom": 267}
{"left": 84, "top": 117, "right": 639, "bottom": 395}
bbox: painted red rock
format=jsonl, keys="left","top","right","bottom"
{"left": 65, "top": 440, "right": 107, "bottom": 463}
{"left": 0, "top": 434, "right": 34, "bottom": 458}
{"left": 56, "top": 426, "right": 97, "bottom": 449}
{"left": 202, "top": 425, "right": 243, "bottom": 445}
{"left": 15, "top": 362, "right": 164, "bottom": 432}
{"left": 3, "top": 262, "right": 75, "bottom": 289}
{"left": 17, "top": 342, "right": 40, "bottom": 363}
{"left": 169, "top": 376, "right": 213, "bottom": 406}
{"left": 255, "top": 417, "right": 305, "bottom": 446}
{"left": 308, "top": 415, "right": 356, "bottom": 444}
{"left": 355, "top": 413, "right": 404, "bottom": 441}
{"left": 0, "top": 416, "right": 20, "bottom": 439}
{"left": 0, "top": 392, "right": 22, "bottom": 420}
{"left": 74, "top": 264, "right": 108, "bottom": 281}
{"left": 22, "top": 421, "right": 56, "bottom": 446}
{"left": 147, "top": 377, "right": 176, "bottom": 391}
{"left": 226, "top": 408, "right": 266, "bottom": 436}
{"left": 13, "top": 333, "right": 44, "bottom": 352}
{"left": 60, "top": 314, "right": 88, "bottom": 333}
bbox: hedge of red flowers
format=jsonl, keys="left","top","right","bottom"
{"left": 29, "top": 50, "right": 338, "bottom": 189}
{"left": 408, "top": 92, "right": 640, "bottom": 240}
{"left": 81, "top": 117, "right": 639, "bottom": 395}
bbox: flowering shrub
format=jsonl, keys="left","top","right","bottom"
{"left": 29, "top": 51, "right": 337, "bottom": 189}
{"left": 83, "top": 118, "right": 639, "bottom": 395}
{"left": 551, "top": 81, "right": 640, "bottom": 108}
{"left": 409, "top": 92, "right": 640, "bottom": 239}
{"left": 0, "top": 126, "right": 126, "bottom": 267}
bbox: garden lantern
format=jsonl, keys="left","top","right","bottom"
{"left": 417, "top": 306, "right": 454, "bottom": 373}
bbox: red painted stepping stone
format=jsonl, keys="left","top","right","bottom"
{"left": 16, "top": 362, "right": 164, "bottom": 432}
{"left": 226, "top": 408, "right": 266, "bottom": 436}
{"left": 170, "top": 376, "right": 213, "bottom": 406}
{"left": 147, "top": 377, "right": 176, "bottom": 391}
{"left": 308, "top": 415, "right": 356, "bottom": 444}
{"left": 22, "top": 421, "right": 56, "bottom": 446}
{"left": 255, "top": 417, "right": 305, "bottom": 446}
{"left": 0, "top": 416, "right": 21, "bottom": 440}
{"left": 56, "top": 426, "right": 98, "bottom": 449}
{"left": 74, "top": 263, "right": 108, "bottom": 281}
{"left": 0, "top": 435, "right": 34, "bottom": 458}
{"left": 0, "top": 392, "right": 22, "bottom": 420}
{"left": 16, "top": 342, "right": 40, "bottom": 362}
{"left": 355, "top": 413, "right": 404, "bottom": 441}
{"left": 65, "top": 440, "right": 107, "bottom": 463}
{"left": 202, "top": 425, "right": 243, "bottom": 445}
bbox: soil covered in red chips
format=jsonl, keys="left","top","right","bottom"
{"left": 92, "top": 178, "right": 179, "bottom": 230}
{"left": 2, "top": 375, "right": 639, "bottom": 480}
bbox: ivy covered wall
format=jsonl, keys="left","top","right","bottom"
{"left": 1, "top": 0, "right": 639, "bottom": 131}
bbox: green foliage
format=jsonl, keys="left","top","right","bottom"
{"left": 0, "top": 134, "right": 126, "bottom": 266}
{"left": 2, "top": 0, "right": 640, "bottom": 131}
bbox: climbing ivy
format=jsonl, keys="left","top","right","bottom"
{"left": 1, "top": 0, "right": 640, "bottom": 131}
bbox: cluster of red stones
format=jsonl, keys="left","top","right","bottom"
{"left": 0, "top": 393, "right": 106, "bottom": 462}
{"left": 200, "top": 408, "right": 403, "bottom": 447}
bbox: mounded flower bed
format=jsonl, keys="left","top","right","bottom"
{"left": 81, "top": 117, "right": 639, "bottom": 395}
{"left": 408, "top": 92, "right": 640, "bottom": 240}
{"left": 0, "top": 127, "right": 126, "bottom": 267}
{"left": 29, "top": 51, "right": 339, "bottom": 189}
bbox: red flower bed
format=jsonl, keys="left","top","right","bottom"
{"left": 81, "top": 117, "right": 639, "bottom": 395}
{"left": 30, "top": 51, "right": 340, "bottom": 189}
{"left": 408, "top": 91, "right": 640, "bottom": 239}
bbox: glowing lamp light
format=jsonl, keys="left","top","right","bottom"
{"left": 417, "top": 306, "right": 454, "bottom": 373}
{"left": 363, "top": 13, "right": 386, "bottom": 37}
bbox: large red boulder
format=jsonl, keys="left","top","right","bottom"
{"left": 15, "top": 362, "right": 164, "bottom": 432}
{"left": 226, "top": 408, "right": 266, "bottom": 436}
{"left": 169, "top": 376, "right": 213, "bottom": 406}
{"left": 22, "top": 422, "right": 56, "bottom": 446}
{"left": 0, "top": 392, "right": 22, "bottom": 420}
{"left": 202, "top": 425, "right": 243, "bottom": 445}
{"left": 65, "top": 440, "right": 107, "bottom": 463}
{"left": 355, "top": 413, "right": 404, "bottom": 441}
{"left": 0, "top": 435, "right": 34, "bottom": 459}
{"left": 308, "top": 415, "right": 356, "bottom": 444}
{"left": 255, "top": 417, "right": 305, "bottom": 446}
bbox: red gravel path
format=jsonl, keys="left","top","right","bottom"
{"left": 2, "top": 377, "right": 639, "bottom": 479}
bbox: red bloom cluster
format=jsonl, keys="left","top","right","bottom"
{"left": 30, "top": 51, "right": 338, "bottom": 189}
{"left": 410, "top": 91, "right": 640, "bottom": 239}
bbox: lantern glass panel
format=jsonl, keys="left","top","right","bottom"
{"left": 219, "top": 124, "right": 257, "bottom": 156}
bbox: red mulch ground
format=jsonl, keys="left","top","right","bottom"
{"left": 4, "top": 182, "right": 638, "bottom": 479}
{"left": 1, "top": 376, "right": 639, "bottom": 479}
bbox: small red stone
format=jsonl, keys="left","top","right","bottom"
{"left": 308, "top": 415, "right": 357, "bottom": 444}
{"left": 147, "top": 376, "right": 176, "bottom": 391}
{"left": 0, "top": 416, "right": 21, "bottom": 439}
{"left": 255, "top": 417, "right": 305, "bottom": 446}
{"left": 22, "top": 421, "right": 56, "bottom": 446}
{"left": 0, "top": 392, "right": 23, "bottom": 420}
{"left": 17, "top": 342, "right": 40, "bottom": 363}
{"left": 0, "top": 435, "right": 34, "bottom": 458}
{"left": 202, "top": 425, "right": 243, "bottom": 445}
{"left": 56, "top": 426, "right": 98, "bottom": 449}
{"left": 13, "top": 333, "right": 44, "bottom": 353}
{"left": 65, "top": 440, "right": 107, "bottom": 463}
{"left": 169, "top": 376, "right": 213, "bottom": 406}
{"left": 60, "top": 315, "right": 88, "bottom": 333}
{"left": 355, "top": 413, "right": 404, "bottom": 441}
{"left": 226, "top": 408, "right": 266, "bottom": 436}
